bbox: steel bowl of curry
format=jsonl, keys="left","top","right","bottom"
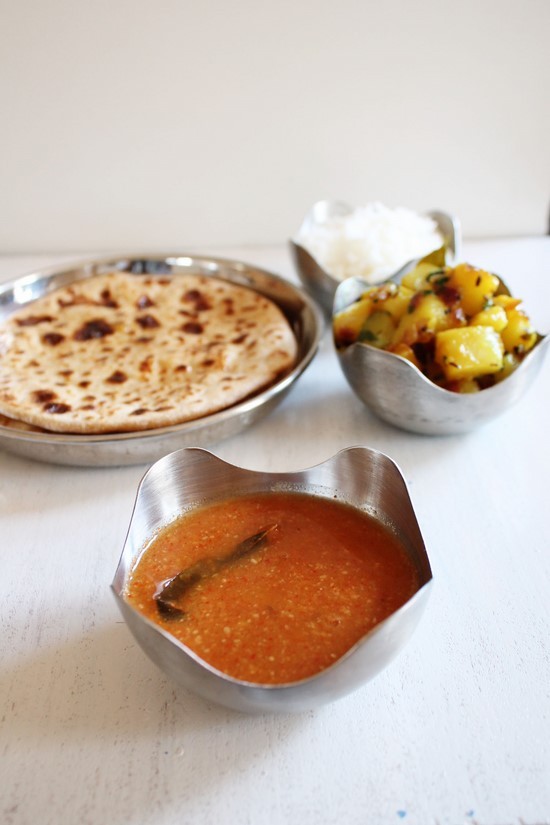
{"left": 112, "top": 446, "right": 432, "bottom": 713}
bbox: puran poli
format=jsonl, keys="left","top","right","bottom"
{"left": 0, "top": 271, "right": 298, "bottom": 434}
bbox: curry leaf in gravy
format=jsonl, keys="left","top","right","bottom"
{"left": 155, "top": 524, "right": 277, "bottom": 619}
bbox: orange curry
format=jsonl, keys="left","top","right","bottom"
{"left": 125, "top": 492, "right": 419, "bottom": 684}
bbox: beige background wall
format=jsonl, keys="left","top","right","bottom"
{"left": 1, "top": 0, "right": 549, "bottom": 253}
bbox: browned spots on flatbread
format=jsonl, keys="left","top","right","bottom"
{"left": 16, "top": 315, "right": 54, "bottom": 327}
{"left": 136, "top": 314, "right": 160, "bottom": 329}
{"left": 58, "top": 288, "right": 118, "bottom": 309}
{"left": 182, "top": 289, "right": 212, "bottom": 312}
{"left": 100, "top": 289, "right": 118, "bottom": 308}
{"left": 32, "top": 390, "right": 57, "bottom": 404}
{"left": 182, "top": 321, "right": 203, "bottom": 335}
{"left": 58, "top": 292, "right": 84, "bottom": 308}
{"left": 223, "top": 298, "right": 235, "bottom": 316}
{"left": 73, "top": 319, "right": 114, "bottom": 341}
{"left": 106, "top": 370, "right": 128, "bottom": 384}
{"left": 182, "top": 289, "right": 201, "bottom": 302}
{"left": 43, "top": 332, "right": 65, "bottom": 346}
{"left": 136, "top": 294, "right": 155, "bottom": 309}
{"left": 44, "top": 402, "right": 71, "bottom": 414}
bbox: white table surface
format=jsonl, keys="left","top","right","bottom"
{"left": 1, "top": 239, "right": 549, "bottom": 825}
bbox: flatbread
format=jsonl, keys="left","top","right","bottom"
{"left": 0, "top": 271, "right": 298, "bottom": 434}
{"left": 0, "top": 412, "right": 45, "bottom": 432}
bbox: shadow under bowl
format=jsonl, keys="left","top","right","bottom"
{"left": 112, "top": 446, "right": 432, "bottom": 713}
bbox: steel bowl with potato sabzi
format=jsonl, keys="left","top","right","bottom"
{"left": 332, "top": 248, "right": 549, "bottom": 435}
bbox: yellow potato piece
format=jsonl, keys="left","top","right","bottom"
{"left": 435, "top": 326, "right": 504, "bottom": 381}
{"left": 401, "top": 263, "right": 444, "bottom": 292}
{"left": 392, "top": 292, "right": 456, "bottom": 347}
{"left": 493, "top": 294, "right": 522, "bottom": 311}
{"left": 448, "top": 264, "right": 500, "bottom": 316}
{"left": 470, "top": 305, "right": 508, "bottom": 332}
{"left": 390, "top": 342, "right": 421, "bottom": 369}
{"left": 359, "top": 310, "right": 395, "bottom": 348}
{"left": 456, "top": 379, "right": 481, "bottom": 394}
{"left": 377, "top": 285, "right": 414, "bottom": 322}
{"left": 333, "top": 297, "right": 373, "bottom": 346}
{"left": 500, "top": 309, "right": 537, "bottom": 354}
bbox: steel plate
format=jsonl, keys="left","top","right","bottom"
{"left": 0, "top": 254, "right": 322, "bottom": 466}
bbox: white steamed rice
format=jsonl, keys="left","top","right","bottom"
{"left": 297, "top": 202, "right": 443, "bottom": 284}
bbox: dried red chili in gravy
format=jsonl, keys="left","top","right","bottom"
{"left": 125, "top": 492, "right": 419, "bottom": 684}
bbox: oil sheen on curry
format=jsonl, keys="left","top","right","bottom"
{"left": 125, "top": 492, "right": 419, "bottom": 684}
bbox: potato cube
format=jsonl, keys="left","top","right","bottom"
{"left": 456, "top": 379, "right": 481, "bottom": 394}
{"left": 470, "top": 305, "right": 508, "bottom": 332}
{"left": 401, "top": 263, "right": 443, "bottom": 292}
{"left": 448, "top": 264, "right": 500, "bottom": 316}
{"left": 500, "top": 309, "right": 537, "bottom": 354}
{"left": 333, "top": 297, "right": 373, "bottom": 346}
{"left": 435, "top": 326, "right": 504, "bottom": 381}
{"left": 359, "top": 310, "right": 395, "bottom": 348}
{"left": 389, "top": 342, "right": 421, "bottom": 369}
{"left": 493, "top": 294, "right": 522, "bottom": 311}
{"left": 377, "top": 285, "right": 414, "bottom": 322}
{"left": 392, "top": 292, "right": 455, "bottom": 347}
